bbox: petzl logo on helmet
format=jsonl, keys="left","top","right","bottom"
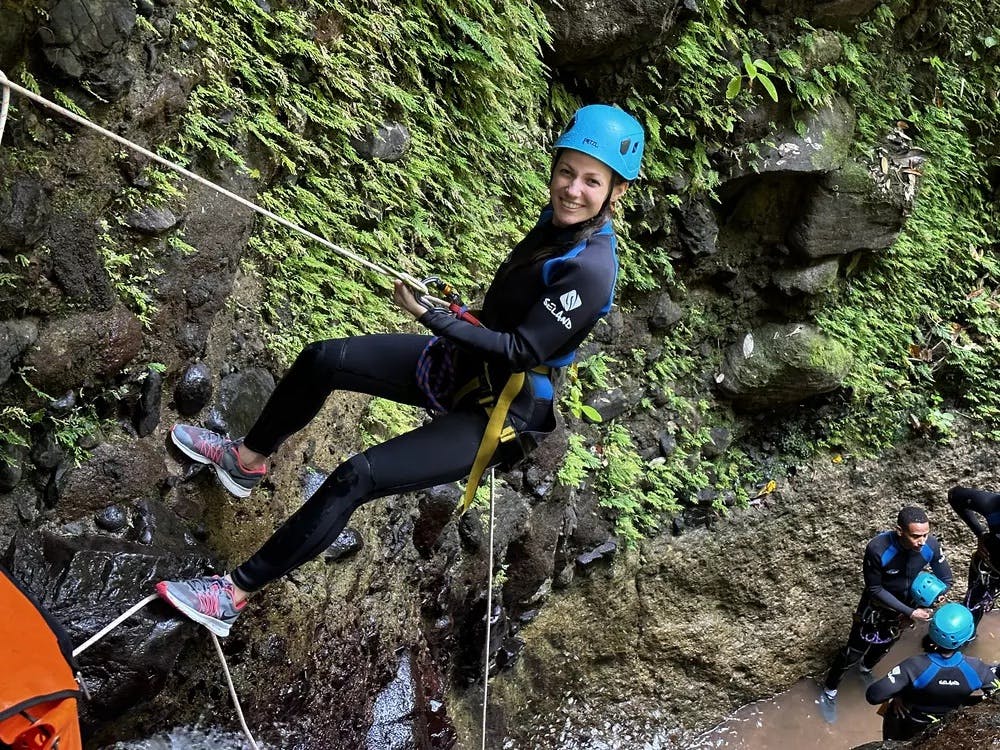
{"left": 560, "top": 290, "right": 582, "bottom": 311}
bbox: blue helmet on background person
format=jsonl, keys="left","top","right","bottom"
{"left": 911, "top": 571, "right": 948, "bottom": 607}
{"left": 929, "top": 603, "right": 975, "bottom": 650}
{"left": 554, "top": 104, "right": 645, "bottom": 181}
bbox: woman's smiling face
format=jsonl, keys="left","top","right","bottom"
{"left": 549, "top": 150, "right": 627, "bottom": 227}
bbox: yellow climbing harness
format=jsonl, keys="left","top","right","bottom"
{"left": 458, "top": 365, "right": 551, "bottom": 514}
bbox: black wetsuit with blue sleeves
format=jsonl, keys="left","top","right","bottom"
{"left": 824, "top": 532, "right": 954, "bottom": 692}
{"left": 231, "top": 206, "right": 619, "bottom": 592}
{"left": 949, "top": 486, "right": 1000, "bottom": 624}
{"left": 866, "top": 650, "right": 999, "bottom": 740}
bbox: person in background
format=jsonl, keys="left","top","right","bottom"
{"left": 865, "top": 603, "right": 999, "bottom": 741}
{"left": 818, "top": 506, "right": 954, "bottom": 723}
{"left": 154, "top": 104, "right": 645, "bottom": 637}
{"left": 948, "top": 485, "right": 1000, "bottom": 629}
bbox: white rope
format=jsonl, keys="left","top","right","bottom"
{"left": 211, "top": 632, "right": 261, "bottom": 750}
{"left": 481, "top": 467, "right": 497, "bottom": 750}
{"left": 69, "top": 592, "right": 261, "bottom": 749}
{"left": 72, "top": 593, "right": 159, "bottom": 657}
{"left": 0, "top": 68, "right": 431, "bottom": 297}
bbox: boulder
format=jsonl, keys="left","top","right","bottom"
{"left": 725, "top": 96, "right": 855, "bottom": 180}
{"left": 0, "top": 319, "right": 38, "bottom": 387}
{"left": 351, "top": 123, "right": 411, "bottom": 163}
{"left": 772, "top": 257, "right": 840, "bottom": 295}
{"left": 50, "top": 437, "right": 166, "bottom": 519}
{"left": 715, "top": 323, "right": 852, "bottom": 410}
{"left": 25, "top": 306, "right": 142, "bottom": 394}
{"left": 788, "top": 160, "right": 908, "bottom": 258}
{"left": 3, "top": 527, "right": 213, "bottom": 725}
{"left": 203, "top": 367, "right": 276, "bottom": 438}
{"left": 542, "top": 0, "right": 686, "bottom": 66}
{"left": 38, "top": 0, "right": 137, "bottom": 98}
{"left": 174, "top": 362, "right": 214, "bottom": 416}
{"left": 0, "top": 176, "right": 50, "bottom": 251}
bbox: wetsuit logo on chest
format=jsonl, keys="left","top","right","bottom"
{"left": 544, "top": 292, "right": 579, "bottom": 330}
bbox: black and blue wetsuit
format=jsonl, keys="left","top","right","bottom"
{"left": 949, "top": 486, "right": 1000, "bottom": 626}
{"left": 824, "top": 531, "right": 954, "bottom": 691}
{"left": 230, "top": 207, "right": 619, "bottom": 592}
{"left": 866, "top": 649, "right": 999, "bottom": 740}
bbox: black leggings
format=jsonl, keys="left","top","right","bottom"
{"left": 231, "top": 335, "right": 496, "bottom": 592}
{"left": 824, "top": 615, "right": 901, "bottom": 691}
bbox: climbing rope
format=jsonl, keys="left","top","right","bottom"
{"left": 480, "top": 468, "right": 496, "bottom": 750}
{"left": 0, "top": 68, "right": 435, "bottom": 301}
{"left": 1, "top": 67, "right": 499, "bottom": 747}
{"left": 70, "top": 593, "right": 261, "bottom": 749}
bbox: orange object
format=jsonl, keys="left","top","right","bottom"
{"left": 0, "top": 565, "right": 83, "bottom": 750}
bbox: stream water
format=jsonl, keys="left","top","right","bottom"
{"left": 100, "top": 615, "right": 1000, "bottom": 750}
{"left": 688, "top": 610, "right": 1000, "bottom": 749}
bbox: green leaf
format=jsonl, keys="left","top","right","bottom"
{"left": 580, "top": 405, "right": 604, "bottom": 423}
{"left": 759, "top": 74, "right": 779, "bottom": 102}
{"left": 725, "top": 76, "right": 742, "bottom": 99}
{"left": 754, "top": 58, "right": 776, "bottom": 74}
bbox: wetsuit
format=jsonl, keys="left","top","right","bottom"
{"left": 865, "top": 650, "right": 999, "bottom": 740}
{"left": 230, "top": 207, "right": 619, "bottom": 592}
{"left": 949, "top": 486, "right": 1000, "bottom": 626}
{"left": 824, "top": 531, "right": 954, "bottom": 691}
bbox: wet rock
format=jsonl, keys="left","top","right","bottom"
{"left": 413, "top": 484, "right": 459, "bottom": 557}
{"left": 48, "top": 390, "right": 77, "bottom": 415}
{"left": 134, "top": 499, "right": 155, "bottom": 544}
{"left": 658, "top": 431, "right": 677, "bottom": 457}
{"left": 772, "top": 257, "right": 840, "bottom": 295}
{"left": 174, "top": 362, "right": 213, "bottom": 416}
{"left": 649, "top": 294, "right": 684, "bottom": 332}
{"left": 134, "top": 368, "right": 162, "bottom": 437}
{"left": 725, "top": 95, "right": 855, "bottom": 180}
{"left": 55, "top": 438, "right": 166, "bottom": 519}
{"left": 38, "top": 0, "right": 137, "bottom": 98}
{"left": 716, "top": 323, "right": 852, "bottom": 411}
{"left": 584, "top": 387, "right": 629, "bottom": 423}
{"left": 544, "top": 0, "right": 685, "bottom": 66}
{"left": 0, "top": 176, "right": 50, "bottom": 250}
{"left": 46, "top": 212, "right": 117, "bottom": 310}
{"left": 95, "top": 505, "right": 128, "bottom": 532}
{"left": 496, "top": 635, "right": 525, "bottom": 670}
{"left": 25, "top": 306, "right": 143, "bottom": 394}
{"left": 204, "top": 367, "right": 275, "bottom": 438}
{"left": 137, "top": 71, "right": 191, "bottom": 125}
{"left": 576, "top": 540, "right": 617, "bottom": 571}
{"left": 31, "top": 430, "right": 65, "bottom": 470}
{"left": 702, "top": 427, "right": 732, "bottom": 459}
{"left": 125, "top": 206, "right": 179, "bottom": 235}
{"left": 154, "top": 176, "right": 257, "bottom": 357}
{"left": 789, "top": 160, "right": 908, "bottom": 259}
{"left": 351, "top": 123, "right": 411, "bottom": 162}
{"left": 365, "top": 650, "right": 417, "bottom": 750}
{"left": 524, "top": 464, "right": 555, "bottom": 498}
{"left": 673, "top": 197, "right": 718, "bottom": 257}
{"left": 135, "top": 0, "right": 155, "bottom": 17}
{"left": 3, "top": 528, "right": 214, "bottom": 725}
{"left": 458, "top": 511, "right": 483, "bottom": 551}
{"left": 0, "top": 319, "right": 39, "bottom": 387}
{"left": 324, "top": 527, "right": 364, "bottom": 562}
{"left": 0, "top": 446, "right": 26, "bottom": 493}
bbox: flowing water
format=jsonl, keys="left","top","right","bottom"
{"left": 99, "top": 615, "right": 1000, "bottom": 750}
{"left": 688, "top": 611, "right": 1000, "bottom": 749}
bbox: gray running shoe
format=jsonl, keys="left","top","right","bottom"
{"left": 818, "top": 690, "right": 838, "bottom": 724}
{"left": 156, "top": 575, "right": 245, "bottom": 637}
{"left": 171, "top": 424, "right": 266, "bottom": 498}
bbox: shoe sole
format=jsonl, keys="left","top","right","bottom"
{"left": 171, "top": 429, "right": 252, "bottom": 499}
{"left": 156, "top": 581, "right": 233, "bottom": 638}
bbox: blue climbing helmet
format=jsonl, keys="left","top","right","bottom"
{"left": 911, "top": 571, "right": 948, "bottom": 607}
{"left": 554, "top": 104, "right": 645, "bottom": 181}
{"left": 929, "top": 603, "right": 975, "bottom": 650}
